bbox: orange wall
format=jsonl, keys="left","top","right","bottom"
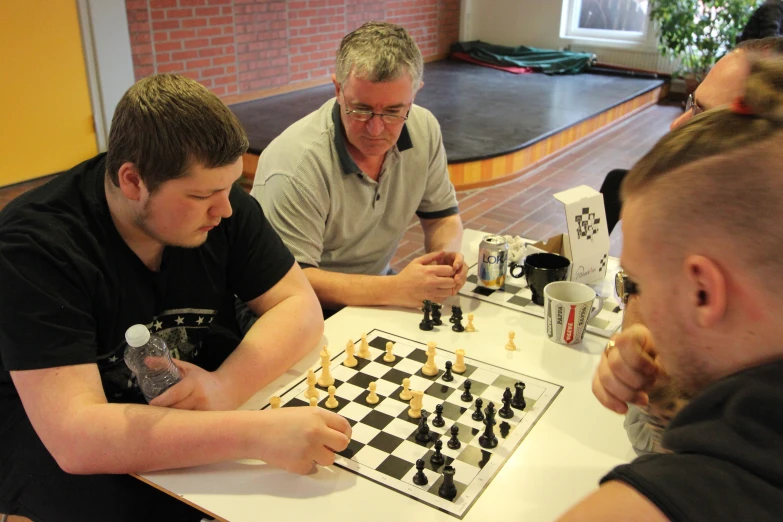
{"left": 0, "top": 1, "right": 97, "bottom": 186}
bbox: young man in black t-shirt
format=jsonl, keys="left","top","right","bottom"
{"left": 0, "top": 74, "right": 351, "bottom": 521}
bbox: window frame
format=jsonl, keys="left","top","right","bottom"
{"left": 560, "top": 0, "right": 658, "bottom": 50}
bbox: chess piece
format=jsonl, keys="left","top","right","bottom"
{"left": 430, "top": 439, "right": 445, "bottom": 466}
{"left": 384, "top": 341, "right": 396, "bottom": 362}
{"left": 442, "top": 361, "right": 454, "bottom": 382}
{"left": 499, "top": 387, "right": 514, "bottom": 419}
{"left": 438, "top": 466, "right": 457, "bottom": 500}
{"left": 366, "top": 381, "right": 379, "bottom": 405}
{"left": 511, "top": 381, "right": 527, "bottom": 410}
{"left": 431, "top": 303, "right": 443, "bottom": 326}
{"left": 460, "top": 380, "right": 473, "bottom": 402}
{"left": 413, "top": 458, "right": 429, "bottom": 486}
{"left": 317, "top": 347, "right": 334, "bottom": 387}
{"left": 451, "top": 313, "right": 465, "bottom": 332}
{"left": 422, "top": 341, "right": 438, "bottom": 376}
{"left": 408, "top": 390, "right": 423, "bottom": 419}
{"left": 465, "top": 313, "right": 475, "bottom": 332}
{"left": 304, "top": 369, "right": 319, "bottom": 400}
{"left": 472, "top": 397, "right": 484, "bottom": 421}
{"left": 420, "top": 300, "right": 434, "bottom": 331}
{"left": 452, "top": 349, "right": 466, "bottom": 373}
{"left": 269, "top": 396, "right": 281, "bottom": 409}
{"left": 432, "top": 403, "right": 445, "bottom": 427}
{"left": 447, "top": 425, "right": 461, "bottom": 449}
{"left": 449, "top": 305, "right": 460, "bottom": 323}
{"left": 479, "top": 402, "right": 498, "bottom": 448}
{"left": 344, "top": 339, "right": 358, "bottom": 368}
{"left": 400, "top": 377, "right": 412, "bottom": 401}
{"left": 325, "top": 385, "right": 339, "bottom": 409}
{"left": 358, "top": 333, "right": 371, "bottom": 359}
{"left": 309, "top": 397, "right": 317, "bottom": 407}
{"left": 415, "top": 411, "right": 432, "bottom": 443}
{"left": 505, "top": 331, "right": 517, "bottom": 351}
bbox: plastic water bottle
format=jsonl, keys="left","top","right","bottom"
{"left": 124, "top": 324, "right": 182, "bottom": 403}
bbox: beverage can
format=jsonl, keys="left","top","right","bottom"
{"left": 478, "top": 235, "right": 509, "bottom": 289}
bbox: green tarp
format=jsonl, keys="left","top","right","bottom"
{"left": 451, "top": 41, "right": 596, "bottom": 75}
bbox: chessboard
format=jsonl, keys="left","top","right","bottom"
{"left": 265, "top": 330, "right": 562, "bottom": 518}
{"left": 458, "top": 262, "right": 623, "bottom": 339}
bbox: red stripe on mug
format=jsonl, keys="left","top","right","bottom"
{"left": 564, "top": 305, "right": 576, "bottom": 343}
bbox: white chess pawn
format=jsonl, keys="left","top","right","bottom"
{"left": 408, "top": 390, "right": 423, "bottom": 419}
{"left": 465, "top": 314, "right": 476, "bottom": 333}
{"left": 384, "top": 341, "right": 395, "bottom": 362}
{"left": 505, "top": 331, "right": 517, "bottom": 351}
{"left": 325, "top": 385, "right": 339, "bottom": 409}
{"left": 422, "top": 341, "right": 438, "bottom": 376}
{"left": 304, "top": 369, "right": 319, "bottom": 400}
{"left": 399, "top": 377, "right": 412, "bottom": 401}
{"left": 344, "top": 339, "right": 358, "bottom": 367}
{"left": 269, "top": 396, "right": 281, "bottom": 409}
{"left": 309, "top": 397, "right": 317, "bottom": 407}
{"left": 366, "top": 381, "right": 380, "bottom": 404}
{"left": 317, "top": 347, "right": 335, "bottom": 387}
{"left": 453, "top": 349, "right": 467, "bottom": 373}
{"left": 358, "top": 333, "right": 371, "bottom": 359}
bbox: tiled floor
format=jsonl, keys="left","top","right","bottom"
{"left": 390, "top": 103, "right": 681, "bottom": 271}
{"left": 0, "top": 103, "right": 680, "bottom": 271}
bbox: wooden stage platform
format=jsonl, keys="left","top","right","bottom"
{"left": 231, "top": 60, "right": 665, "bottom": 191}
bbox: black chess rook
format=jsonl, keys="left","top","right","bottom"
{"left": 512, "top": 381, "right": 527, "bottom": 410}
{"left": 438, "top": 466, "right": 458, "bottom": 500}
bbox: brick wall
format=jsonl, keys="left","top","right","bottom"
{"left": 126, "top": 0, "right": 460, "bottom": 100}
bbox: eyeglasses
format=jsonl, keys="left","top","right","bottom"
{"left": 614, "top": 270, "right": 640, "bottom": 309}
{"left": 344, "top": 108, "right": 409, "bottom": 125}
{"left": 685, "top": 93, "right": 704, "bottom": 116}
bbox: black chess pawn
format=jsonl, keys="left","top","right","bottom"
{"left": 432, "top": 403, "right": 446, "bottom": 427}
{"left": 430, "top": 439, "right": 445, "bottom": 466}
{"left": 499, "top": 387, "right": 514, "bottom": 419}
{"left": 479, "top": 402, "right": 498, "bottom": 449}
{"left": 447, "top": 424, "right": 461, "bottom": 449}
{"left": 416, "top": 411, "right": 432, "bottom": 443}
{"left": 460, "top": 379, "right": 473, "bottom": 402}
{"left": 449, "top": 305, "right": 460, "bottom": 323}
{"left": 438, "top": 465, "right": 458, "bottom": 500}
{"left": 431, "top": 302, "right": 443, "bottom": 326}
{"left": 419, "top": 300, "right": 434, "bottom": 331}
{"left": 511, "top": 381, "right": 527, "bottom": 410}
{"left": 442, "top": 361, "right": 454, "bottom": 382}
{"left": 472, "top": 397, "right": 484, "bottom": 421}
{"left": 412, "top": 458, "right": 428, "bottom": 486}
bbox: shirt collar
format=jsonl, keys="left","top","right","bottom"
{"left": 331, "top": 99, "right": 414, "bottom": 176}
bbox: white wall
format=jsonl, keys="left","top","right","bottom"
{"left": 463, "top": 0, "right": 677, "bottom": 74}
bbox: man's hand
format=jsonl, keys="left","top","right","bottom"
{"left": 441, "top": 251, "right": 468, "bottom": 294}
{"left": 391, "top": 251, "right": 458, "bottom": 308}
{"left": 254, "top": 407, "right": 352, "bottom": 474}
{"left": 150, "top": 359, "right": 237, "bottom": 411}
{"left": 592, "top": 324, "right": 664, "bottom": 414}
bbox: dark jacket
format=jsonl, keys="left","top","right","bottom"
{"left": 737, "top": 0, "right": 783, "bottom": 43}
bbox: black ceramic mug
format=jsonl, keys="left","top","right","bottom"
{"left": 509, "top": 253, "right": 571, "bottom": 305}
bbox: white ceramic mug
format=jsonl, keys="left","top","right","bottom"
{"left": 544, "top": 281, "right": 604, "bottom": 345}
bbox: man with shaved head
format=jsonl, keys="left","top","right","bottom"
{"left": 559, "top": 55, "right": 783, "bottom": 521}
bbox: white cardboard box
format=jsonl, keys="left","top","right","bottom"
{"left": 526, "top": 185, "right": 609, "bottom": 285}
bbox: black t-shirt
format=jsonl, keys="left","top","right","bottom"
{"left": 0, "top": 153, "right": 295, "bottom": 408}
{"left": 602, "top": 360, "right": 783, "bottom": 521}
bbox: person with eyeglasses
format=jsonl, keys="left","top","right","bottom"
{"left": 594, "top": 37, "right": 783, "bottom": 459}
{"left": 252, "top": 21, "right": 466, "bottom": 314}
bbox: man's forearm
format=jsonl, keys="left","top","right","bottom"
{"left": 303, "top": 268, "right": 396, "bottom": 309}
{"left": 215, "top": 293, "right": 324, "bottom": 408}
{"left": 421, "top": 215, "right": 463, "bottom": 253}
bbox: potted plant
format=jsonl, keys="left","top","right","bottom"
{"left": 649, "top": 0, "right": 756, "bottom": 84}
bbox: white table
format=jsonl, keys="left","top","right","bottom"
{"left": 140, "top": 229, "right": 634, "bottom": 521}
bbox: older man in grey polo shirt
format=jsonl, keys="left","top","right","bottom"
{"left": 252, "top": 21, "right": 467, "bottom": 312}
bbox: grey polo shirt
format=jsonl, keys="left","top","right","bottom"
{"left": 252, "top": 98, "right": 459, "bottom": 275}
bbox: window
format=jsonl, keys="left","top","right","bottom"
{"left": 561, "top": 0, "right": 656, "bottom": 48}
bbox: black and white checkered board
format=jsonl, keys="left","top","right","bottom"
{"left": 458, "top": 264, "right": 622, "bottom": 339}
{"left": 267, "top": 330, "right": 562, "bottom": 518}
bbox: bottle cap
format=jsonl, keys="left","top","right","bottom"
{"left": 125, "top": 324, "right": 151, "bottom": 347}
